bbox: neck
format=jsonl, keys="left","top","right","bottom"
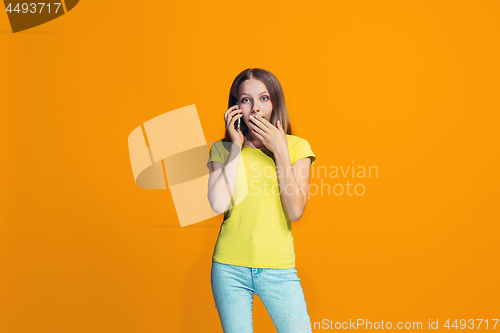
{"left": 244, "top": 136, "right": 264, "bottom": 148}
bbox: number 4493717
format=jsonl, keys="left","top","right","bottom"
{"left": 444, "top": 319, "right": 499, "bottom": 329}
{"left": 5, "top": 3, "right": 62, "bottom": 14}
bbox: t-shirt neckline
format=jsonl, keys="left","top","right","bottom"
{"left": 243, "top": 135, "right": 291, "bottom": 150}
{"left": 243, "top": 142, "right": 265, "bottom": 150}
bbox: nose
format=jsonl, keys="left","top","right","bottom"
{"left": 251, "top": 101, "right": 260, "bottom": 114}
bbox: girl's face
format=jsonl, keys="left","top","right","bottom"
{"left": 237, "top": 79, "right": 273, "bottom": 132}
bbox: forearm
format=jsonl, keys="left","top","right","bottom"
{"left": 208, "top": 145, "right": 241, "bottom": 214}
{"left": 274, "top": 150, "right": 307, "bottom": 222}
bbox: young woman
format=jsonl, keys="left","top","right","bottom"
{"left": 207, "top": 68, "right": 317, "bottom": 333}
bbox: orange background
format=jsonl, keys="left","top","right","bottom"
{"left": 1, "top": 1, "right": 499, "bottom": 332}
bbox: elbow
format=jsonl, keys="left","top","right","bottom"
{"left": 288, "top": 201, "right": 307, "bottom": 222}
{"left": 207, "top": 194, "right": 228, "bottom": 215}
{"left": 208, "top": 198, "right": 224, "bottom": 215}
{"left": 212, "top": 207, "right": 224, "bottom": 215}
{"left": 288, "top": 209, "right": 304, "bottom": 222}
{"left": 209, "top": 201, "right": 221, "bottom": 215}
{"left": 288, "top": 194, "right": 308, "bottom": 222}
{"left": 212, "top": 202, "right": 227, "bottom": 215}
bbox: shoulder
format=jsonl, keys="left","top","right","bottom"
{"left": 209, "top": 138, "right": 232, "bottom": 152}
{"left": 207, "top": 138, "right": 233, "bottom": 167}
{"left": 286, "top": 134, "right": 311, "bottom": 147}
{"left": 286, "top": 134, "right": 316, "bottom": 166}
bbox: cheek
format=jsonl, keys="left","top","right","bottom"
{"left": 242, "top": 113, "right": 250, "bottom": 123}
{"left": 266, "top": 104, "right": 273, "bottom": 115}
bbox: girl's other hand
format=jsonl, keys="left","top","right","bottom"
{"left": 224, "top": 105, "right": 244, "bottom": 148}
{"left": 248, "top": 115, "right": 288, "bottom": 155}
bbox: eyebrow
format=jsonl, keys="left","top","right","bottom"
{"left": 240, "top": 91, "right": 268, "bottom": 97}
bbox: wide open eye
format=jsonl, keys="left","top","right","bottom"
{"left": 261, "top": 96, "right": 269, "bottom": 101}
{"left": 242, "top": 97, "right": 250, "bottom": 103}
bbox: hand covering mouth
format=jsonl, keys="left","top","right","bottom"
{"left": 250, "top": 116, "right": 262, "bottom": 124}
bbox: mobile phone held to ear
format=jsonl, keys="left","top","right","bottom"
{"left": 235, "top": 102, "right": 241, "bottom": 131}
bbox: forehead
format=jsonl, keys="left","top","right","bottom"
{"left": 238, "top": 79, "right": 268, "bottom": 95}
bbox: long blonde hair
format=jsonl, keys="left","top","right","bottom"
{"left": 225, "top": 68, "right": 293, "bottom": 142}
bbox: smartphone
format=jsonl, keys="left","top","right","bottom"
{"left": 235, "top": 101, "right": 241, "bottom": 131}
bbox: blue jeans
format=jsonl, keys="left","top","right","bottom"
{"left": 211, "top": 261, "right": 312, "bottom": 333}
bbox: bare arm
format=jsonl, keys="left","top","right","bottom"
{"left": 274, "top": 151, "right": 312, "bottom": 222}
{"left": 207, "top": 144, "right": 242, "bottom": 215}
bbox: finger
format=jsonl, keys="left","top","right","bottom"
{"left": 227, "top": 109, "right": 241, "bottom": 121}
{"left": 248, "top": 115, "right": 263, "bottom": 129}
{"left": 224, "top": 105, "right": 240, "bottom": 119}
{"left": 225, "top": 105, "right": 239, "bottom": 113}
{"left": 226, "top": 109, "right": 242, "bottom": 127}
{"left": 251, "top": 115, "right": 272, "bottom": 129}
{"left": 277, "top": 120, "right": 283, "bottom": 131}
{"left": 224, "top": 105, "right": 241, "bottom": 117}
{"left": 248, "top": 118, "right": 263, "bottom": 131}
{"left": 251, "top": 128, "right": 263, "bottom": 138}
{"left": 249, "top": 120, "right": 266, "bottom": 136}
{"left": 229, "top": 114, "right": 243, "bottom": 127}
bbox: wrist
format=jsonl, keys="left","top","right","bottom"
{"left": 274, "top": 148, "right": 290, "bottom": 165}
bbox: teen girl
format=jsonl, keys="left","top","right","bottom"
{"left": 207, "top": 68, "right": 316, "bottom": 333}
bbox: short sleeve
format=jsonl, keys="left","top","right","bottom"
{"left": 292, "top": 137, "right": 317, "bottom": 166}
{"left": 206, "top": 140, "right": 230, "bottom": 170}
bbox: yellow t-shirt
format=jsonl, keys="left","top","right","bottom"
{"left": 206, "top": 134, "right": 317, "bottom": 269}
